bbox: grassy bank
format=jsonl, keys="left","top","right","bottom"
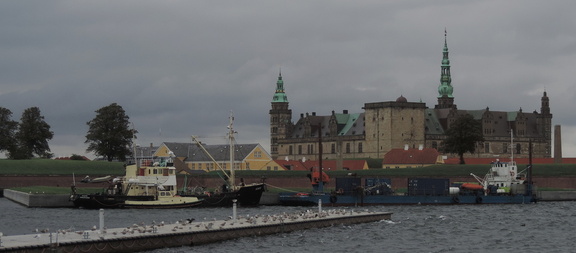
{"left": 1, "top": 159, "right": 576, "bottom": 177}
{"left": 0, "top": 159, "right": 125, "bottom": 175}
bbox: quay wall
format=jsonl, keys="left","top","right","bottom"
{"left": 4, "top": 189, "right": 73, "bottom": 208}
{"left": 538, "top": 191, "right": 576, "bottom": 201}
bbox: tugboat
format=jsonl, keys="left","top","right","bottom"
{"left": 70, "top": 157, "right": 202, "bottom": 209}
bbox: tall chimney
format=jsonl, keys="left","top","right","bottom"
{"left": 554, "top": 125, "right": 562, "bottom": 163}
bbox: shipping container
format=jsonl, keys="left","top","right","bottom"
{"left": 335, "top": 177, "right": 362, "bottom": 195}
{"left": 365, "top": 178, "right": 393, "bottom": 195}
{"left": 407, "top": 178, "right": 450, "bottom": 196}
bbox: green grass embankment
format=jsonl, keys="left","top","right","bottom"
{"left": 0, "top": 159, "right": 125, "bottom": 175}
{"left": 1, "top": 159, "right": 576, "bottom": 177}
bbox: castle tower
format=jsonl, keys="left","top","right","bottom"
{"left": 269, "top": 70, "right": 292, "bottom": 159}
{"left": 538, "top": 91, "right": 553, "bottom": 157}
{"left": 435, "top": 30, "right": 456, "bottom": 109}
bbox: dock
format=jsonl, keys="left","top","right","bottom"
{"left": 0, "top": 209, "right": 392, "bottom": 253}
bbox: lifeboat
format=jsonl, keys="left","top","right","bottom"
{"left": 460, "top": 183, "right": 483, "bottom": 190}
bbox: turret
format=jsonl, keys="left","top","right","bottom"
{"left": 269, "top": 70, "right": 292, "bottom": 159}
{"left": 436, "top": 30, "right": 456, "bottom": 109}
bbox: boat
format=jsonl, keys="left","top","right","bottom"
{"left": 70, "top": 158, "right": 202, "bottom": 209}
{"left": 279, "top": 134, "right": 537, "bottom": 206}
{"left": 179, "top": 113, "right": 265, "bottom": 207}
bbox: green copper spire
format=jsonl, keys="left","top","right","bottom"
{"left": 438, "top": 29, "right": 453, "bottom": 98}
{"left": 272, "top": 70, "right": 288, "bottom": 103}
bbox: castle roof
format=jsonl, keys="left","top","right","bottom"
{"left": 160, "top": 142, "right": 258, "bottom": 162}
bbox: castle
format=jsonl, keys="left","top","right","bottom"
{"left": 269, "top": 33, "right": 552, "bottom": 162}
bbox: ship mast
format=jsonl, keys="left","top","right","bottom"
{"left": 510, "top": 131, "right": 514, "bottom": 163}
{"left": 317, "top": 123, "right": 323, "bottom": 192}
{"left": 228, "top": 112, "right": 236, "bottom": 190}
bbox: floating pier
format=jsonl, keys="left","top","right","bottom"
{"left": 0, "top": 209, "right": 392, "bottom": 253}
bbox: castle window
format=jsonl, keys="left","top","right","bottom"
{"left": 346, "top": 143, "right": 351, "bottom": 153}
{"left": 307, "top": 144, "right": 314, "bottom": 154}
{"left": 331, "top": 144, "right": 336, "bottom": 154}
{"left": 515, "top": 143, "right": 521, "bottom": 154}
{"left": 358, "top": 143, "right": 363, "bottom": 153}
{"left": 432, "top": 141, "right": 438, "bottom": 149}
{"left": 272, "top": 127, "right": 278, "bottom": 134}
{"left": 298, "top": 145, "right": 302, "bottom": 155}
{"left": 503, "top": 143, "right": 508, "bottom": 154}
{"left": 289, "top": 146, "right": 293, "bottom": 155}
{"left": 484, "top": 143, "right": 490, "bottom": 153}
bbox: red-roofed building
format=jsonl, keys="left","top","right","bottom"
{"left": 273, "top": 159, "right": 368, "bottom": 171}
{"left": 383, "top": 148, "right": 444, "bottom": 168}
{"left": 444, "top": 157, "right": 576, "bottom": 165}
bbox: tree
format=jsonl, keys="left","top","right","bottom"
{"left": 443, "top": 114, "right": 484, "bottom": 164}
{"left": 0, "top": 107, "right": 18, "bottom": 155}
{"left": 12, "top": 107, "right": 54, "bottom": 159}
{"left": 85, "top": 103, "right": 135, "bottom": 162}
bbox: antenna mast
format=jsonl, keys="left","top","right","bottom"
{"left": 228, "top": 112, "right": 236, "bottom": 189}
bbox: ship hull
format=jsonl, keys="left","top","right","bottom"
{"left": 185, "top": 183, "right": 266, "bottom": 207}
{"left": 278, "top": 192, "right": 534, "bottom": 206}
{"left": 71, "top": 194, "right": 154, "bottom": 209}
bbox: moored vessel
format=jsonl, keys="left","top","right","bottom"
{"left": 71, "top": 159, "right": 202, "bottom": 209}
{"left": 279, "top": 135, "right": 537, "bottom": 206}
{"left": 179, "top": 113, "right": 265, "bottom": 207}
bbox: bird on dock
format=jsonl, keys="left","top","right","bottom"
{"left": 91, "top": 225, "right": 97, "bottom": 231}
{"left": 186, "top": 218, "right": 195, "bottom": 223}
{"left": 204, "top": 222, "right": 213, "bottom": 230}
{"left": 34, "top": 234, "right": 41, "bottom": 239}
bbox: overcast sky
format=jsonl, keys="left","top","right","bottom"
{"left": 1, "top": 1, "right": 575, "bottom": 159}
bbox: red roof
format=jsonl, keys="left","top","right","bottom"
{"left": 383, "top": 148, "right": 440, "bottom": 164}
{"left": 444, "top": 157, "right": 576, "bottom": 164}
{"left": 274, "top": 160, "right": 367, "bottom": 171}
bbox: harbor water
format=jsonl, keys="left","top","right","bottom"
{"left": 1, "top": 198, "right": 574, "bottom": 253}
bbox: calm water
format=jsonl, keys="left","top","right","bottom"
{"left": 1, "top": 198, "right": 574, "bottom": 253}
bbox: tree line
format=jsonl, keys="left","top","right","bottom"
{"left": 0, "top": 103, "right": 135, "bottom": 161}
{"left": 1, "top": 103, "right": 485, "bottom": 164}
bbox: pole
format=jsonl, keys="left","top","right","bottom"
{"left": 232, "top": 199, "right": 237, "bottom": 222}
{"left": 99, "top": 208, "right": 104, "bottom": 234}
{"left": 229, "top": 112, "right": 235, "bottom": 189}
{"left": 318, "top": 124, "right": 324, "bottom": 192}
{"left": 527, "top": 139, "right": 533, "bottom": 197}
